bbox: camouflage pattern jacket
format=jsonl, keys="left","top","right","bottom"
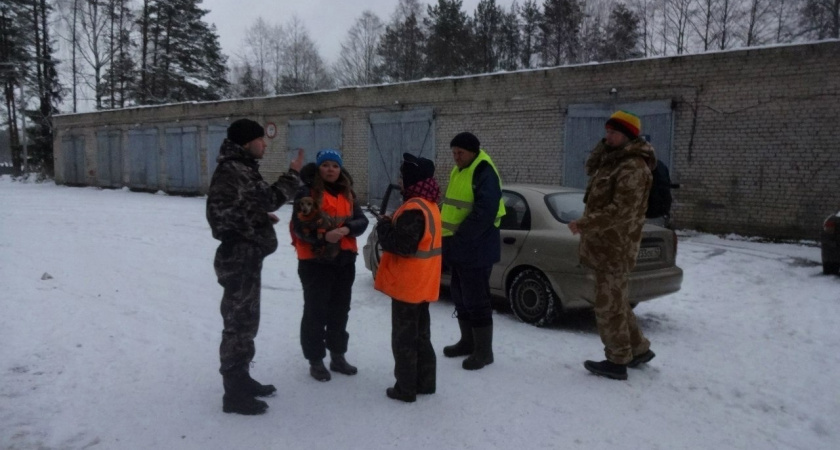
{"left": 206, "top": 138, "right": 300, "bottom": 256}
{"left": 578, "top": 138, "right": 655, "bottom": 273}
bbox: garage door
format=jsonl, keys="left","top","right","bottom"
{"left": 128, "top": 128, "right": 159, "bottom": 190}
{"left": 287, "top": 118, "right": 342, "bottom": 166}
{"left": 62, "top": 135, "right": 86, "bottom": 185}
{"left": 564, "top": 101, "right": 673, "bottom": 189}
{"left": 96, "top": 130, "right": 122, "bottom": 188}
{"left": 368, "top": 108, "right": 434, "bottom": 213}
{"left": 164, "top": 126, "right": 200, "bottom": 193}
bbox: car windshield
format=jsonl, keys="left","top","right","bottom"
{"left": 545, "top": 192, "right": 585, "bottom": 224}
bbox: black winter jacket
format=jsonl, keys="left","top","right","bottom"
{"left": 442, "top": 161, "right": 502, "bottom": 268}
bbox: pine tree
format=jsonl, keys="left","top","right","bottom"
{"left": 540, "top": 0, "right": 583, "bottom": 66}
{"left": 601, "top": 3, "right": 642, "bottom": 62}
{"left": 424, "top": 0, "right": 474, "bottom": 77}
{"left": 0, "top": 1, "right": 29, "bottom": 175}
{"left": 135, "top": 0, "right": 228, "bottom": 104}
{"left": 799, "top": 0, "right": 840, "bottom": 39}
{"left": 473, "top": 0, "right": 503, "bottom": 73}
{"left": 378, "top": 12, "right": 426, "bottom": 82}
{"left": 498, "top": 3, "right": 522, "bottom": 71}
{"left": 29, "top": 0, "right": 62, "bottom": 175}
{"left": 519, "top": 0, "right": 542, "bottom": 68}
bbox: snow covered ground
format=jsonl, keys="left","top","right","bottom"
{"left": 1, "top": 177, "right": 838, "bottom": 450}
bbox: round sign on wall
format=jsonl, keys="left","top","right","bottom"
{"left": 265, "top": 122, "right": 277, "bottom": 139}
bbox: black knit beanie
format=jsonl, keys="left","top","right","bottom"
{"left": 401, "top": 153, "right": 435, "bottom": 189}
{"left": 449, "top": 132, "right": 480, "bottom": 153}
{"left": 227, "top": 119, "right": 265, "bottom": 146}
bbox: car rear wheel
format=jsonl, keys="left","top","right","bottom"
{"left": 508, "top": 269, "right": 559, "bottom": 327}
{"left": 370, "top": 234, "right": 383, "bottom": 279}
{"left": 824, "top": 262, "right": 840, "bottom": 275}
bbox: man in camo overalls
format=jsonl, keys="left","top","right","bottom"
{"left": 569, "top": 110, "right": 657, "bottom": 381}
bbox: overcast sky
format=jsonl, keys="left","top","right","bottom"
{"left": 202, "top": 0, "right": 517, "bottom": 66}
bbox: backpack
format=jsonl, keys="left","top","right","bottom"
{"left": 646, "top": 160, "right": 672, "bottom": 219}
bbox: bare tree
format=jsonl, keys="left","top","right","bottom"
{"left": 333, "top": 10, "right": 384, "bottom": 87}
{"left": 690, "top": 0, "right": 719, "bottom": 51}
{"left": 771, "top": 0, "right": 797, "bottom": 42}
{"left": 743, "top": 0, "right": 774, "bottom": 46}
{"left": 277, "top": 16, "right": 332, "bottom": 94}
{"left": 239, "top": 18, "right": 273, "bottom": 96}
{"left": 629, "top": 0, "right": 661, "bottom": 56}
{"left": 663, "top": 0, "right": 694, "bottom": 55}
{"left": 717, "top": 0, "right": 742, "bottom": 50}
{"left": 76, "top": 0, "right": 113, "bottom": 109}
{"left": 798, "top": 0, "right": 840, "bottom": 39}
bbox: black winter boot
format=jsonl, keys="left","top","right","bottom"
{"left": 583, "top": 360, "right": 628, "bottom": 380}
{"left": 386, "top": 385, "right": 417, "bottom": 403}
{"left": 223, "top": 393, "right": 269, "bottom": 415}
{"left": 243, "top": 372, "right": 277, "bottom": 397}
{"left": 443, "top": 319, "right": 474, "bottom": 358}
{"left": 627, "top": 350, "right": 655, "bottom": 368}
{"left": 222, "top": 370, "right": 268, "bottom": 415}
{"left": 329, "top": 352, "right": 358, "bottom": 375}
{"left": 462, "top": 326, "right": 494, "bottom": 370}
{"left": 309, "top": 359, "right": 332, "bottom": 382}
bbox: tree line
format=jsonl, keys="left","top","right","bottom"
{"left": 1, "top": 0, "right": 838, "bottom": 176}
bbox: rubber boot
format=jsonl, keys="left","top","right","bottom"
{"left": 462, "top": 326, "right": 494, "bottom": 370}
{"left": 243, "top": 371, "right": 277, "bottom": 397}
{"left": 329, "top": 352, "right": 358, "bottom": 375}
{"left": 222, "top": 370, "right": 269, "bottom": 415}
{"left": 443, "top": 319, "right": 473, "bottom": 358}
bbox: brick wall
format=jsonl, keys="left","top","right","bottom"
{"left": 53, "top": 41, "right": 840, "bottom": 239}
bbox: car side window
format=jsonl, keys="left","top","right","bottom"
{"left": 501, "top": 191, "right": 530, "bottom": 230}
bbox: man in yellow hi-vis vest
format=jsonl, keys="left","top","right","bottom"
{"left": 440, "top": 132, "right": 505, "bottom": 371}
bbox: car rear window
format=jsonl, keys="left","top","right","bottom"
{"left": 546, "top": 192, "right": 585, "bottom": 224}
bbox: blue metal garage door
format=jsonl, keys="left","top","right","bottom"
{"left": 62, "top": 135, "right": 86, "bottom": 185}
{"left": 165, "top": 126, "right": 200, "bottom": 193}
{"left": 96, "top": 130, "right": 122, "bottom": 188}
{"left": 207, "top": 125, "right": 228, "bottom": 180}
{"left": 287, "top": 118, "right": 342, "bottom": 165}
{"left": 368, "top": 108, "right": 434, "bottom": 212}
{"left": 128, "top": 128, "right": 159, "bottom": 190}
{"left": 564, "top": 101, "right": 673, "bottom": 189}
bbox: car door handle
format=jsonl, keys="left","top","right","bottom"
{"left": 503, "top": 237, "right": 516, "bottom": 245}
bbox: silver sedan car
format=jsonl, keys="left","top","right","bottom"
{"left": 363, "top": 184, "right": 683, "bottom": 326}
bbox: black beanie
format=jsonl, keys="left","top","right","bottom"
{"left": 449, "top": 132, "right": 480, "bottom": 153}
{"left": 227, "top": 119, "right": 265, "bottom": 146}
{"left": 401, "top": 153, "right": 435, "bottom": 189}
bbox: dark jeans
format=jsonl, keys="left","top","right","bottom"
{"left": 297, "top": 256, "right": 356, "bottom": 361}
{"left": 449, "top": 264, "right": 494, "bottom": 328}
{"left": 391, "top": 300, "right": 436, "bottom": 394}
{"left": 215, "top": 241, "right": 264, "bottom": 374}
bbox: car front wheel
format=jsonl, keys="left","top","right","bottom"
{"left": 508, "top": 269, "right": 559, "bottom": 327}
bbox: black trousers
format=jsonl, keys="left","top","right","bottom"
{"left": 297, "top": 256, "right": 356, "bottom": 361}
{"left": 215, "top": 241, "right": 264, "bottom": 375}
{"left": 449, "top": 264, "right": 494, "bottom": 328}
{"left": 391, "top": 300, "right": 436, "bottom": 395}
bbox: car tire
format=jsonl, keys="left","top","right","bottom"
{"left": 370, "top": 235, "right": 383, "bottom": 279}
{"left": 823, "top": 262, "right": 840, "bottom": 275}
{"left": 508, "top": 269, "right": 559, "bottom": 327}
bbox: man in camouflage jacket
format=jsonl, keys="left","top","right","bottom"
{"left": 206, "top": 118, "right": 303, "bottom": 414}
{"left": 569, "top": 110, "right": 656, "bottom": 381}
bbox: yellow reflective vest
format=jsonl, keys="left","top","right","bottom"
{"left": 440, "top": 150, "right": 505, "bottom": 237}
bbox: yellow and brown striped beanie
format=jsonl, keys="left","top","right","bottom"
{"left": 605, "top": 110, "right": 641, "bottom": 139}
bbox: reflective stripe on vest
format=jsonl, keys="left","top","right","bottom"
{"left": 293, "top": 190, "right": 358, "bottom": 260}
{"left": 374, "top": 197, "right": 442, "bottom": 303}
{"left": 440, "top": 150, "right": 506, "bottom": 236}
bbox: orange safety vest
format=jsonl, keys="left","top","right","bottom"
{"left": 293, "top": 190, "right": 358, "bottom": 260}
{"left": 374, "top": 197, "right": 442, "bottom": 303}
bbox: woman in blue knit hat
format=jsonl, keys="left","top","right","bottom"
{"left": 290, "top": 149, "right": 369, "bottom": 381}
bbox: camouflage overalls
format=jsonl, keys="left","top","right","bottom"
{"left": 207, "top": 139, "right": 299, "bottom": 376}
{"left": 578, "top": 139, "right": 655, "bottom": 364}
